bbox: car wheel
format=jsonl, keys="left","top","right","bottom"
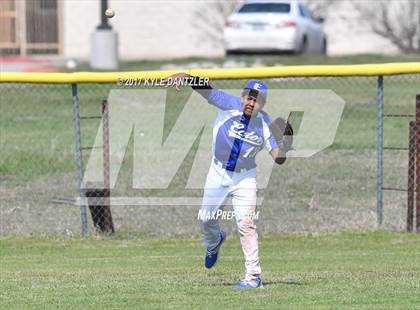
{"left": 321, "top": 38, "right": 327, "bottom": 55}
{"left": 225, "top": 49, "right": 235, "bottom": 56}
{"left": 296, "top": 36, "right": 308, "bottom": 55}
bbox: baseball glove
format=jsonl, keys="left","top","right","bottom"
{"left": 269, "top": 117, "right": 294, "bottom": 165}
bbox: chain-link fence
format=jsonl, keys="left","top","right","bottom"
{"left": 1, "top": 72, "right": 419, "bottom": 236}
{"left": 407, "top": 95, "right": 420, "bottom": 233}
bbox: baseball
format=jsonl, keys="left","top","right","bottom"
{"left": 105, "top": 8, "right": 115, "bottom": 18}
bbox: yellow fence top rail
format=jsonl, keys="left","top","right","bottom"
{"left": 1, "top": 62, "right": 419, "bottom": 84}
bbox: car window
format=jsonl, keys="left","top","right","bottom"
{"left": 237, "top": 3, "right": 291, "bottom": 13}
{"left": 304, "top": 6, "right": 313, "bottom": 19}
{"left": 299, "top": 4, "right": 313, "bottom": 19}
{"left": 298, "top": 4, "right": 305, "bottom": 17}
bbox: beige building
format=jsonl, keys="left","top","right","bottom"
{"left": 0, "top": 0, "right": 399, "bottom": 60}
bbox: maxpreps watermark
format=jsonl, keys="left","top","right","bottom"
{"left": 117, "top": 76, "right": 210, "bottom": 87}
{"left": 82, "top": 88, "right": 345, "bottom": 205}
{"left": 197, "top": 209, "right": 260, "bottom": 221}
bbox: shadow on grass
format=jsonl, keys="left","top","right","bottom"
{"left": 221, "top": 279, "right": 306, "bottom": 286}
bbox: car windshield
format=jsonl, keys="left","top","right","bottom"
{"left": 237, "top": 3, "right": 291, "bottom": 13}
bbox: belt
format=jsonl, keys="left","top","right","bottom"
{"left": 213, "top": 158, "right": 253, "bottom": 173}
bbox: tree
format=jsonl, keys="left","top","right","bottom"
{"left": 192, "top": 0, "right": 241, "bottom": 48}
{"left": 303, "top": 0, "right": 335, "bottom": 19}
{"left": 353, "top": 0, "right": 420, "bottom": 53}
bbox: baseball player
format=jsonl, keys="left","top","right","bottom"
{"left": 165, "top": 73, "right": 291, "bottom": 289}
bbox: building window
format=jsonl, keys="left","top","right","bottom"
{"left": 0, "top": 0, "right": 61, "bottom": 56}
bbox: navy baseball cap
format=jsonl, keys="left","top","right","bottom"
{"left": 243, "top": 80, "right": 268, "bottom": 102}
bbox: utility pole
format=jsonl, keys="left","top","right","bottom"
{"left": 90, "top": 0, "right": 119, "bottom": 70}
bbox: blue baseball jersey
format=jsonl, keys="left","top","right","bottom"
{"left": 205, "top": 88, "right": 279, "bottom": 171}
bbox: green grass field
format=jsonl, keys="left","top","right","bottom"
{"left": 74, "top": 53, "right": 420, "bottom": 71}
{"left": 1, "top": 232, "right": 420, "bottom": 309}
{"left": 1, "top": 56, "right": 420, "bottom": 309}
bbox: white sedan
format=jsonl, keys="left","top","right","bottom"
{"left": 224, "top": 0, "right": 327, "bottom": 55}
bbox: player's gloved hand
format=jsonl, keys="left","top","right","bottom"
{"left": 274, "top": 149, "right": 287, "bottom": 165}
{"left": 163, "top": 72, "right": 192, "bottom": 91}
{"left": 269, "top": 117, "right": 294, "bottom": 165}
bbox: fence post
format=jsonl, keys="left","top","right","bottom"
{"left": 407, "top": 121, "right": 415, "bottom": 232}
{"left": 101, "top": 99, "right": 114, "bottom": 234}
{"left": 415, "top": 95, "right": 420, "bottom": 232}
{"left": 376, "top": 76, "right": 384, "bottom": 227}
{"left": 71, "top": 83, "right": 88, "bottom": 237}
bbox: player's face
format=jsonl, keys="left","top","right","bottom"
{"left": 242, "top": 95, "right": 264, "bottom": 117}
